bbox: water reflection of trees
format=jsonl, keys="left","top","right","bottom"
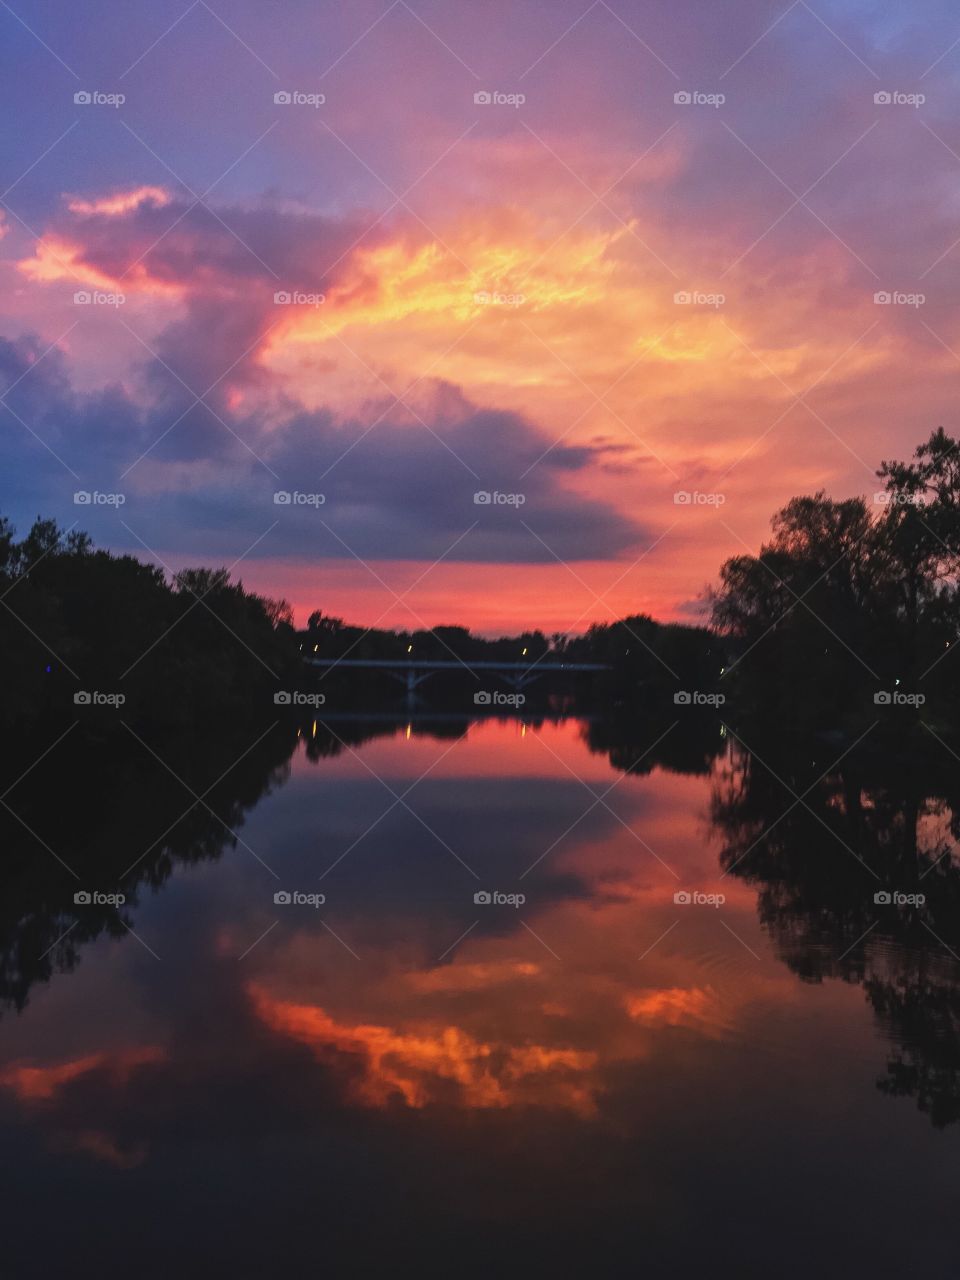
{"left": 300, "top": 715, "right": 472, "bottom": 760}
{"left": 713, "top": 731, "right": 960, "bottom": 1126}
{"left": 0, "top": 721, "right": 300, "bottom": 1014}
{"left": 0, "top": 713, "right": 586, "bottom": 1011}
{"left": 581, "top": 713, "right": 726, "bottom": 777}
{"left": 11, "top": 707, "right": 960, "bottom": 1130}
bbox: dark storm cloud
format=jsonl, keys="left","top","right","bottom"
{"left": 0, "top": 331, "right": 646, "bottom": 564}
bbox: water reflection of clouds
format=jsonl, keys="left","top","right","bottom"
{"left": 3, "top": 715, "right": 960, "bottom": 1273}
{"left": 0, "top": 720, "right": 791, "bottom": 1169}
{"left": 249, "top": 984, "right": 601, "bottom": 1115}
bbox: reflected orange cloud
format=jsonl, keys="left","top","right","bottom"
{"left": 407, "top": 959, "right": 541, "bottom": 993}
{"left": 0, "top": 1048, "right": 163, "bottom": 1169}
{"left": 625, "top": 986, "right": 715, "bottom": 1028}
{"left": 57, "top": 1129, "right": 150, "bottom": 1170}
{"left": 0, "top": 1046, "right": 165, "bottom": 1102}
{"left": 249, "top": 984, "right": 598, "bottom": 1115}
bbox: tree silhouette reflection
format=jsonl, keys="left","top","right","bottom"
{"left": 713, "top": 729, "right": 960, "bottom": 1126}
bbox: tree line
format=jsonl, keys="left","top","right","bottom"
{"left": 3, "top": 427, "right": 957, "bottom": 729}
{"left": 0, "top": 516, "right": 299, "bottom": 728}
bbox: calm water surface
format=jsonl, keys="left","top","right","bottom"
{"left": 1, "top": 714, "right": 958, "bottom": 1277}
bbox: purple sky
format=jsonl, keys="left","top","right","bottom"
{"left": 2, "top": 0, "right": 959, "bottom": 629}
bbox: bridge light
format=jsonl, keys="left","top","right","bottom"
{"left": 522, "top": 647, "right": 527, "bottom": 656}
{"left": 313, "top": 644, "right": 318, "bottom": 653}
{"left": 407, "top": 644, "right": 413, "bottom": 653}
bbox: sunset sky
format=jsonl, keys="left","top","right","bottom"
{"left": 2, "top": 0, "right": 959, "bottom": 631}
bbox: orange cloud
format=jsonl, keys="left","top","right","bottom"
{"left": 66, "top": 186, "right": 172, "bottom": 217}
{"left": 406, "top": 959, "right": 541, "bottom": 993}
{"left": 249, "top": 984, "right": 598, "bottom": 1114}
{"left": 0, "top": 1046, "right": 165, "bottom": 1102}
{"left": 17, "top": 233, "right": 182, "bottom": 296}
{"left": 12, "top": 163, "right": 946, "bottom": 627}
{"left": 625, "top": 986, "right": 715, "bottom": 1028}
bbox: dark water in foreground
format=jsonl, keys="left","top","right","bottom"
{"left": 2, "top": 712, "right": 960, "bottom": 1278}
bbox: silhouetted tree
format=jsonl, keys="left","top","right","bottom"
{"left": 712, "top": 429, "right": 960, "bottom": 726}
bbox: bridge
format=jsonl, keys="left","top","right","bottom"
{"left": 304, "top": 657, "right": 610, "bottom": 694}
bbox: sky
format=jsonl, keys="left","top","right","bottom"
{"left": 1, "top": 0, "right": 959, "bottom": 632}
